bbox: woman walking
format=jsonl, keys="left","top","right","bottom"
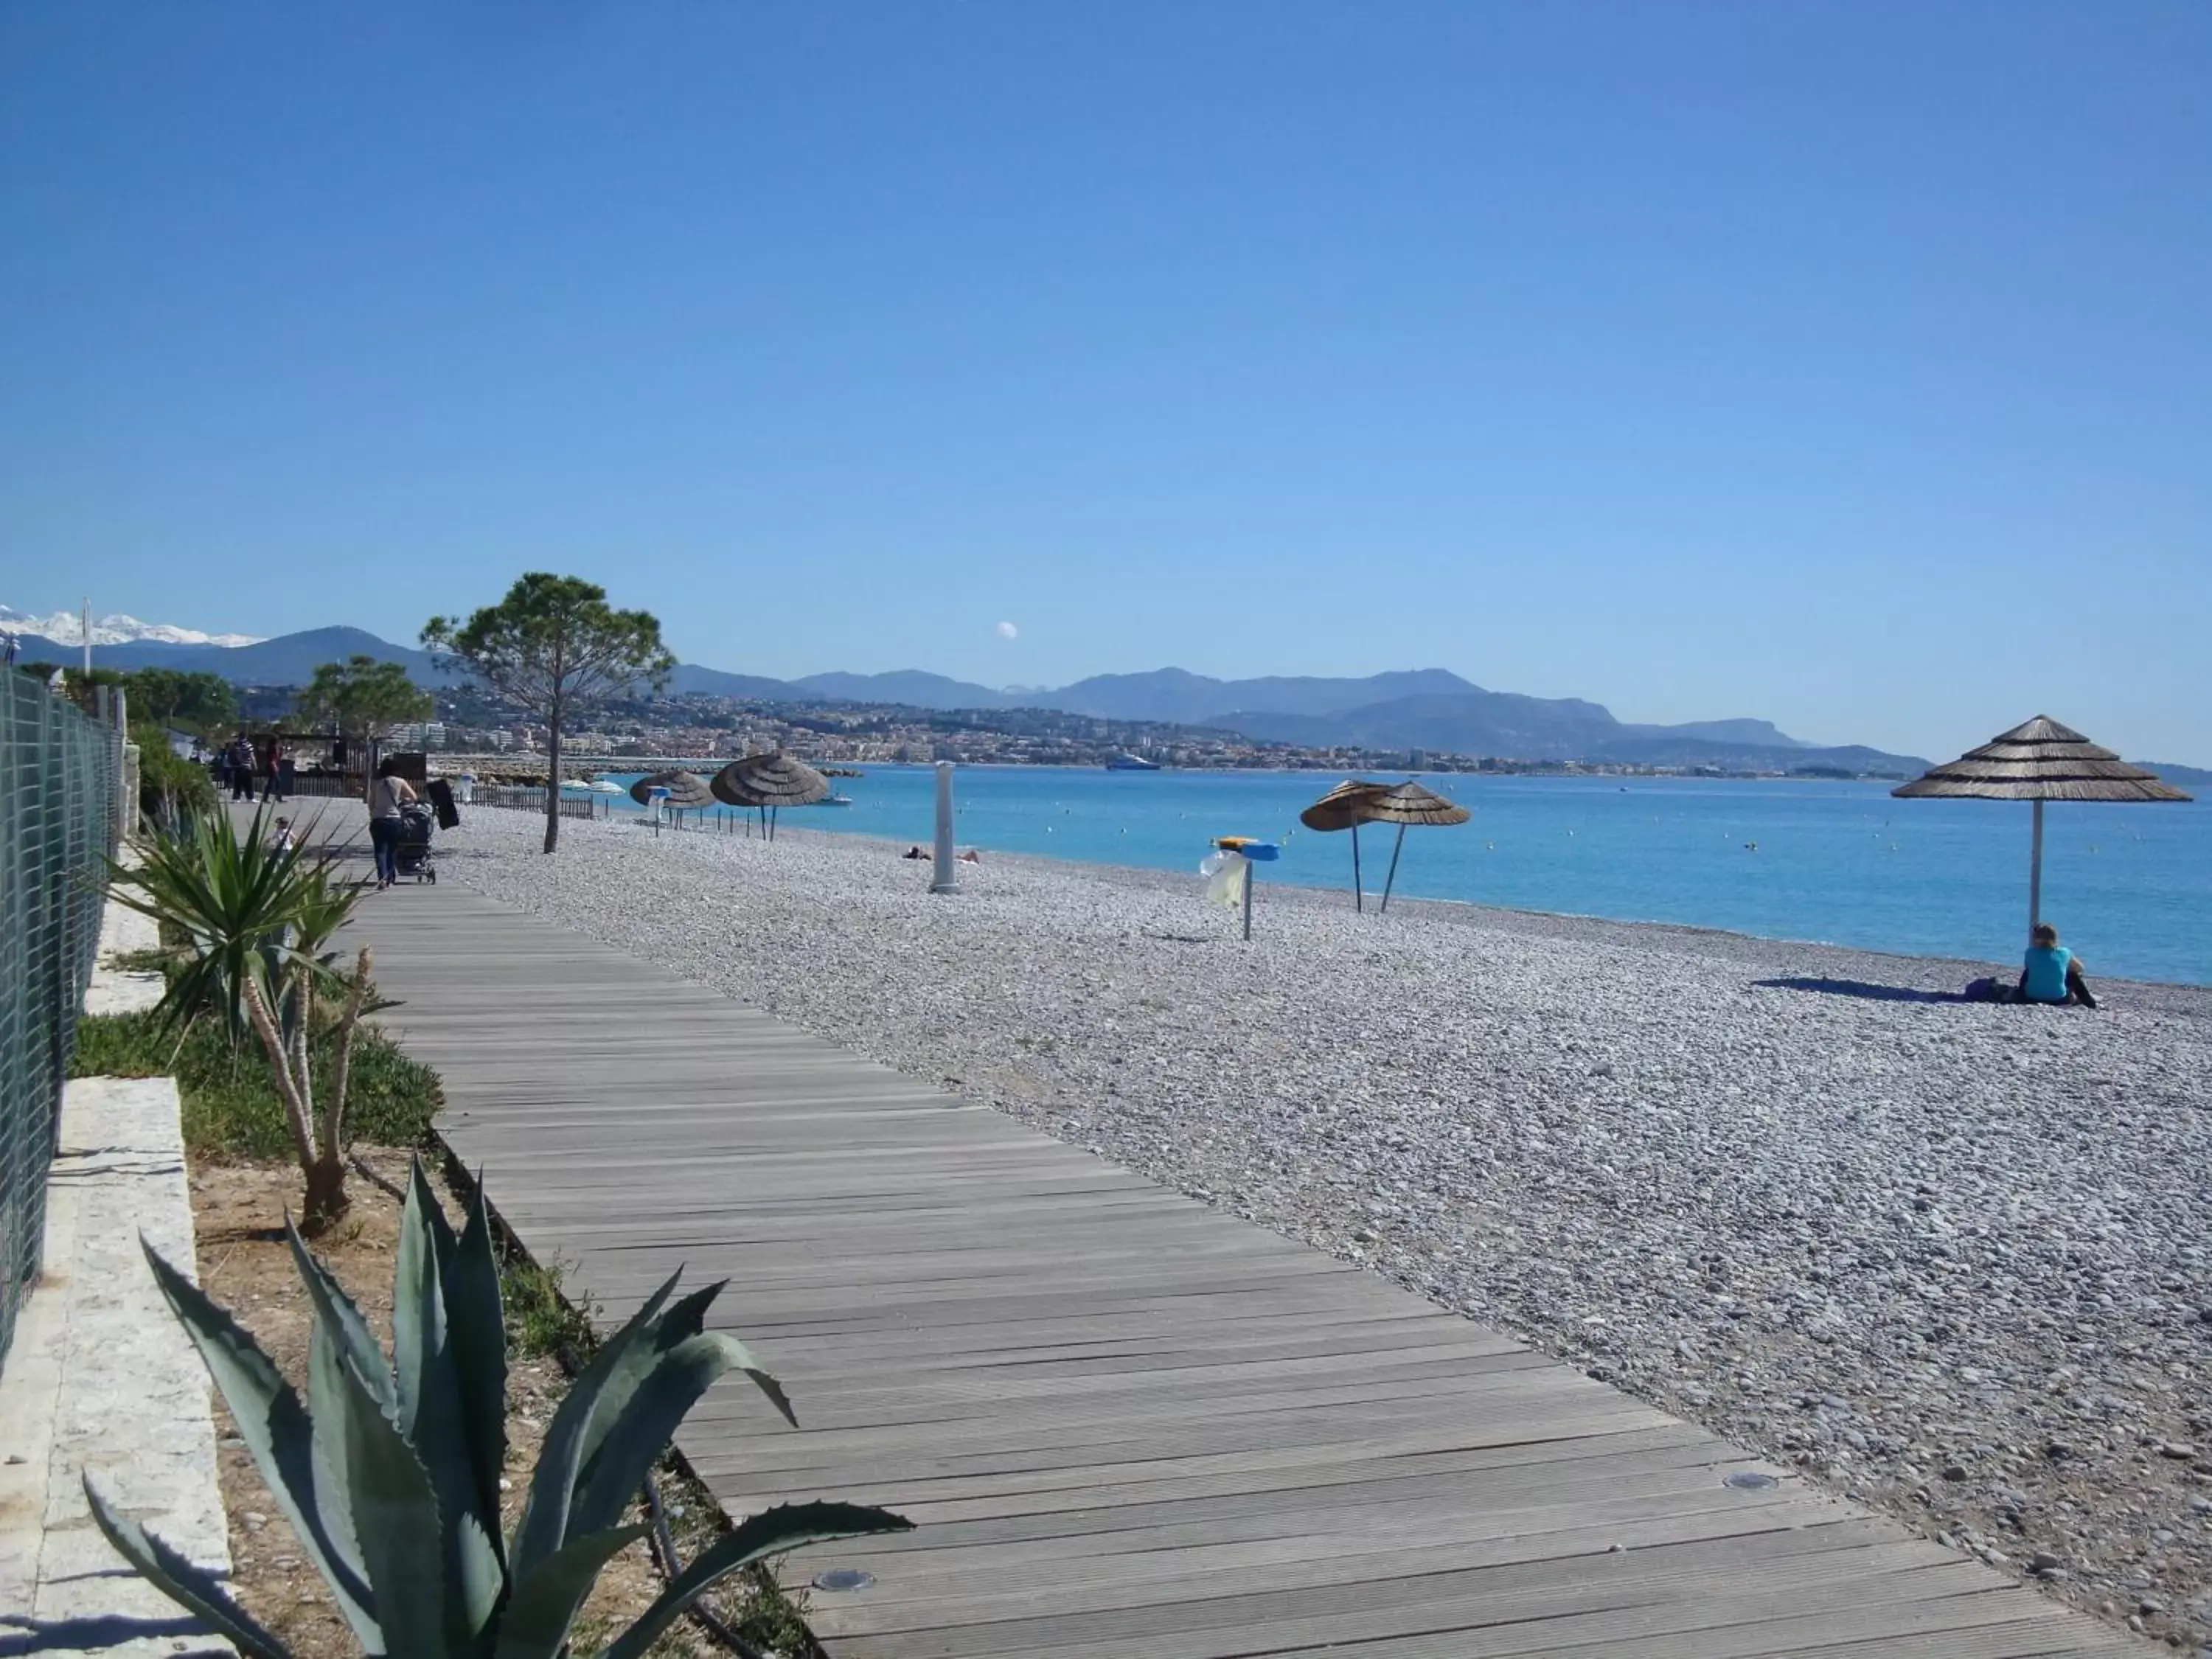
{"left": 369, "top": 759, "right": 417, "bottom": 890}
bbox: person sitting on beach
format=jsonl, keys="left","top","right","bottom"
{"left": 902, "top": 845, "right": 928, "bottom": 860}
{"left": 2019, "top": 922, "right": 2097, "bottom": 1009}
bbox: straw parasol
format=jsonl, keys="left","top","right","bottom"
{"left": 712, "top": 751, "right": 829, "bottom": 841}
{"left": 1362, "top": 782, "right": 1472, "bottom": 913}
{"left": 1300, "top": 780, "right": 1392, "bottom": 910}
{"left": 1893, "top": 716, "right": 2190, "bottom": 935}
{"left": 629, "top": 768, "right": 712, "bottom": 808}
{"left": 726, "top": 751, "right": 830, "bottom": 806}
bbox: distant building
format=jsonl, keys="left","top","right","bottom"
{"left": 389, "top": 721, "right": 448, "bottom": 751}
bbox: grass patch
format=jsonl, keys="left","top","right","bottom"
{"left": 565, "top": 1614, "right": 704, "bottom": 1658}
{"left": 71, "top": 1010, "right": 440, "bottom": 1159}
{"left": 502, "top": 1251, "right": 601, "bottom": 1362}
{"left": 105, "top": 946, "right": 175, "bottom": 973}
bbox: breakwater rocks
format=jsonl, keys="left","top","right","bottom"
{"left": 439, "top": 810, "right": 2212, "bottom": 1651}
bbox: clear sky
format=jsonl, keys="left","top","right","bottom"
{"left": 3, "top": 1, "right": 2206, "bottom": 762}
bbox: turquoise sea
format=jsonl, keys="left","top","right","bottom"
{"left": 578, "top": 768, "right": 2212, "bottom": 987}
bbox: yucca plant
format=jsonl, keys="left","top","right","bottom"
{"left": 108, "top": 807, "right": 349, "bottom": 1044}
{"left": 111, "top": 808, "right": 376, "bottom": 1223}
{"left": 87, "top": 1161, "right": 911, "bottom": 1658}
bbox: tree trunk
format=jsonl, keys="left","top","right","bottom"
{"left": 543, "top": 702, "right": 562, "bottom": 855}
{"left": 323, "top": 948, "right": 372, "bottom": 1173}
{"left": 302, "top": 1156, "right": 350, "bottom": 1231}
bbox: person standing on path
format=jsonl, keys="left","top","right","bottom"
{"left": 258, "top": 734, "right": 287, "bottom": 803}
{"left": 228, "top": 733, "right": 257, "bottom": 801}
{"left": 369, "top": 759, "right": 417, "bottom": 890}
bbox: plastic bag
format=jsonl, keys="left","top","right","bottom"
{"left": 1203, "top": 849, "right": 1248, "bottom": 908}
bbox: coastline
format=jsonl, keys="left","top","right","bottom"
{"left": 741, "top": 813, "right": 2212, "bottom": 1010}
{"left": 546, "top": 762, "right": 2212, "bottom": 990}
{"left": 422, "top": 804, "right": 2212, "bottom": 1647}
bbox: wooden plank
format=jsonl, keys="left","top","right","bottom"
{"left": 323, "top": 836, "right": 2121, "bottom": 1659}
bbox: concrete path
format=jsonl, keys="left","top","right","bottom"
{"left": 0, "top": 901, "right": 234, "bottom": 1658}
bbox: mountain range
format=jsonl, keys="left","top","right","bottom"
{"left": 0, "top": 604, "right": 262, "bottom": 649}
{"left": 7, "top": 615, "right": 1933, "bottom": 771}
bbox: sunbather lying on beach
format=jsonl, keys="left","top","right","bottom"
{"left": 2019, "top": 922, "right": 2098, "bottom": 1008}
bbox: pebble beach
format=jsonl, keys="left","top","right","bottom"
{"left": 434, "top": 806, "right": 2212, "bottom": 1652}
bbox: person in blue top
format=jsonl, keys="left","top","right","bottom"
{"left": 2020, "top": 922, "right": 2097, "bottom": 1008}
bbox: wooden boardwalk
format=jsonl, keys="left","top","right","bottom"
{"left": 334, "top": 836, "right": 2131, "bottom": 1658}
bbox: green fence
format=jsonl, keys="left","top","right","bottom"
{"left": 0, "top": 672, "right": 119, "bottom": 1366}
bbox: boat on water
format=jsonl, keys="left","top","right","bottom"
{"left": 817, "top": 793, "right": 855, "bottom": 807}
{"left": 1105, "top": 752, "right": 1162, "bottom": 771}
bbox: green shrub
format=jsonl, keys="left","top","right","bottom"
{"left": 131, "top": 727, "right": 217, "bottom": 832}
{"left": 71, "top": 1009, "right": 439, "bottom": 1158}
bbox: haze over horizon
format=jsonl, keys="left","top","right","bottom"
{"left": 4, "top": 2, "right": 2206, "bottom": 765}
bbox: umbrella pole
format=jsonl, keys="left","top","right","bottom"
{"left": 1352, "top": 823, "right": 1363, "bottom": 913}
{"left": 1380, "top": 823, "right": 1407, "bottom": 914}
{"left": 2029, "top": 797, "right": 2044, "bottom": 936}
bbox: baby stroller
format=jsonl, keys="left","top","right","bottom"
{"left": 392, "top": 801, "right": 437, "bottom": 883}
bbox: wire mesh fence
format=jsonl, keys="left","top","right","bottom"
{"left": 0, "top": 672, "right": 120, "bottom": 1366}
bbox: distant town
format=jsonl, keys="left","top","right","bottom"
{"left": 7, "top": 612, "right": 1936, "bottom": 780}
{"left": 384, "top": 685, "right": 1902, "bottom": 782}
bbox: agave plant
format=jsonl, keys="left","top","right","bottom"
{"left": 86, "top": 1161, "right": 911, "bottom": 1658}
{"left": 111, "top": 808, "right": 376, "bottom": 1222}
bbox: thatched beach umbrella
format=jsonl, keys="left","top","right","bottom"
{"left": 629, "top": 769, "right": 712, "bottom": 810}
{"left": 1300, "top": 779, "right": 1392, "bottom": 911}
{"left": 711, "top": 751, "right": 828, "bottom": 841}
{"left": 1363, "top": 782, "right": 1472, "bottom": 913}
{"left": 729, "top": 751, "right": 830, "bottom": 806}
{"left": 1893, "top": 715, "right": 2190, "bottom": 935}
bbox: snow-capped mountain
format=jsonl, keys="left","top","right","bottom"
{"left": 0, "top": 605, "right": 262, "bottom": 648}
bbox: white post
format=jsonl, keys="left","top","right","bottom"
{"left": 2028, "top": 797, "right": 2045, "bottom": 936}
{"left": 113, "top": 684, "right": 133, "bottom": 844}
{"left": 930, "top": 760, "right": 959, "bottom": 894}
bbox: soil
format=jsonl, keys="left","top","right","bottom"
{"left": 188, "top": 1150, "right": 718, "bottom": 1659}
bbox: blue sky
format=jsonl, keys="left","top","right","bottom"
{"left": 2, "top": 1, "right": 2206, "bottom": 762}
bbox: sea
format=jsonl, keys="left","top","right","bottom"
{"left": 575, "top": 768, "right": 2212, "bottom": 987}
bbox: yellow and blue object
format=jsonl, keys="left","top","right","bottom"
{"left": 1213, "top": 836, "right": 1279, "bottom": 861}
